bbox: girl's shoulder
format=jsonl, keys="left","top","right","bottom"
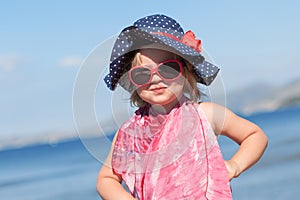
{"left": 196, "top": 101, "right": 220, "bottom": 118}
{"left": 197, "top": 101, "right": 228, "bottom": 117}
{"left": 196, "top": 102, "right": 228, "bottom": 134}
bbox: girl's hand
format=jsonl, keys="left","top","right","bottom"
{"left": 224, "top": 160, "right": 241, "bottom": 181}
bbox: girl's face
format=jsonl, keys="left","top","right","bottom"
{"left": 133, "top": 49, "right": 185, "bottom": 112}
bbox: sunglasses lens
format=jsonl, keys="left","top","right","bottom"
{"left": 131, "top": 67, "right": 151, "bottom": 85}
{"left": 158, "top": 61, "right": 181, "bottom": 79}
{"left": 130, "top": 61, "right": 182, "bottom": 86}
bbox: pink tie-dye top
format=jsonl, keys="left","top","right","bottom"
{"left": 112, "top": 99, "right": 232, "bottom": 200}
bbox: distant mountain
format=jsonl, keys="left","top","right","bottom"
{"left": 225, "top": 78, "right": 300, "bottom": 115}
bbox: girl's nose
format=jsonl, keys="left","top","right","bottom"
{"left": 150, "top": 73, "right": 162, "bottom": 83}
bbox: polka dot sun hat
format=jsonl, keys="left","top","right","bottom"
{"left": 104, "top": 14, "right": 220, "bottom": 91}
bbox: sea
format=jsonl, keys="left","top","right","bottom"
{"left": 1, "top": 106, "right": 300, "bottom": 200}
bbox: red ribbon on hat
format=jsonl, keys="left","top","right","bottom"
{"left": 181, "top": 30, "right": 202, "bottom": 53}
{"left": 151, "top": 30, "right": 202, "bottom": 53}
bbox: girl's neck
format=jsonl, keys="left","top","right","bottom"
{"left": 148, "top": 95, "right": 186, "bottom": 115}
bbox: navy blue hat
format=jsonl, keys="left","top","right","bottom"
{"left": 104, "top": 14, "right": 220, "bottom": 91}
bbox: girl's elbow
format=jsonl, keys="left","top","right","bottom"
{"left": 96, "top": 176, "right": 110, "bottom": 197}
{"left": 96, "top": 176, "right": 104, "bottom": 195}
{"left": 257, "top": 128, "right": 268, "bottom": 150}
{"left": 262, "top": 131, "right": 268, "bottom": 149}
{"left": 96, "top": 172, "right": 109, "bottom": 195}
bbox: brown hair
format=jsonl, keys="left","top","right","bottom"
{"left": 127, "top": 51, "right": 201, "bottom": 107}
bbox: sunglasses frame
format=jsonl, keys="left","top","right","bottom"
{"left": 129, "top": 59, "right": 183, "bottom": 87}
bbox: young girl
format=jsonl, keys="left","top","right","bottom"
{"left": 97, "top": 14, "right": 268, "bottom": 200}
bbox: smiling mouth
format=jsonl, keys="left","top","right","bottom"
{"left": 151, "top": 87, "right": 166, "bottom": 93}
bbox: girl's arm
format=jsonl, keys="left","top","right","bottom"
{"left": 200, "top": 102, "right": 268, "bottom": 180}
{"left": 97, "top": 132, "right": 135, "bottom": 200}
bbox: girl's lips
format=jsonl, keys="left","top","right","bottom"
{"left": 150, "top": 87, "right": 166, "bottom": 93}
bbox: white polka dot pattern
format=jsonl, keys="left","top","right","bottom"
{"left": 104, "top": 14, "right": 219, "bottom": 90}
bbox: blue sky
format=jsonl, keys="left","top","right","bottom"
{"left": 1, "top": 0, "right": 299, "bottom": 142}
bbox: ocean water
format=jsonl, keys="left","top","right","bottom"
{"left": 1, "top": 106, "right": 300, "bottom": 200}
{"left": 220, "top": 106, "right": 300, "bottom": 199}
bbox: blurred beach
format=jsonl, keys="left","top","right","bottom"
{"left": 1, "top": 106, "right": 300, "bottom": 200}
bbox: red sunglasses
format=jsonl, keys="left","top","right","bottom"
{"left": 129, "top": 60, "right": 183, "bottom": 87}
